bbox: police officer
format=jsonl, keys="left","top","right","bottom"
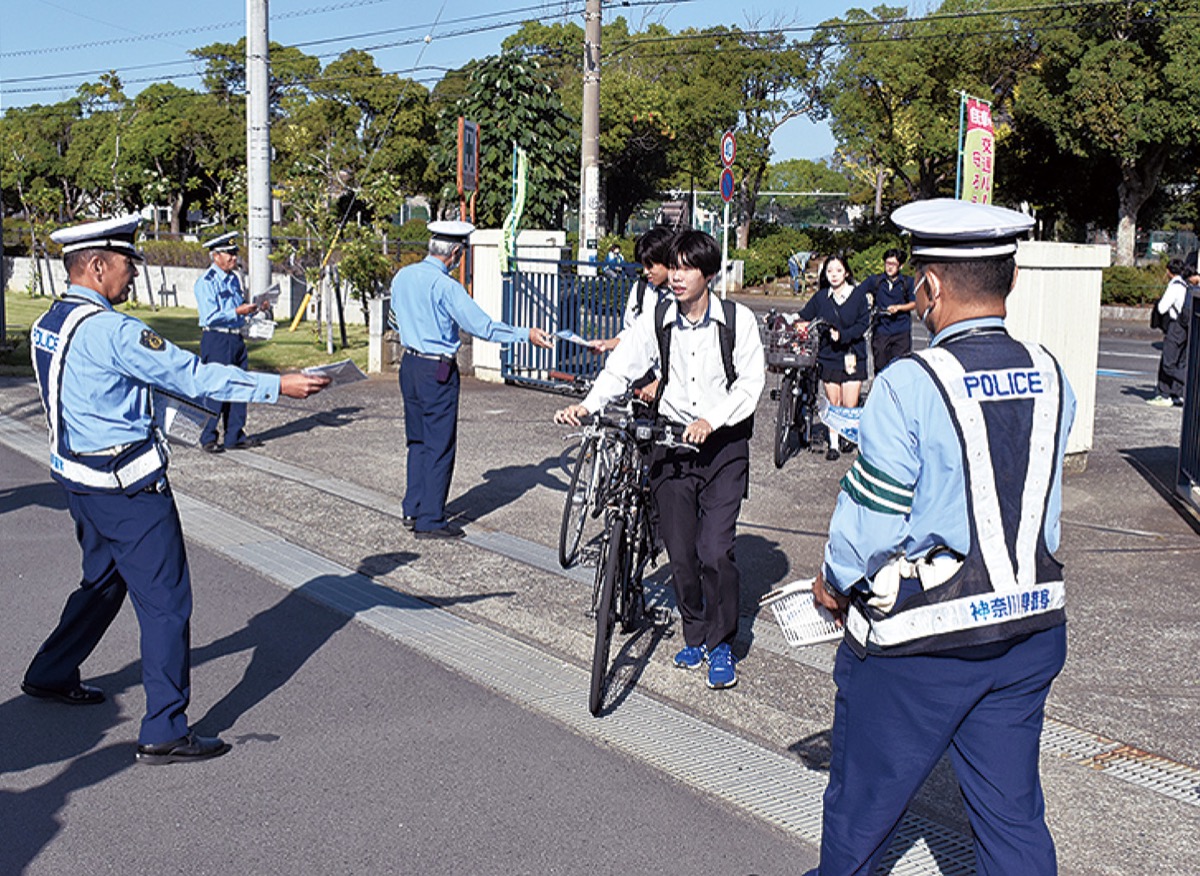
{"left": 861, "top": 247, "right": 916, "bottom": 372}
{"left": 23, "top": 215, "right": 329, "bottom": 764}
{"left": 194, "top": 231, "right": 269, "bottom": 453}
{"left": 390, "top": 221, "right": 552, "bottom": 539}
{"left": 806, "top": 200, "right": 1075, "bottom": 875}
{"left": 556, "top": 230, "right": 765, "bottom": 690}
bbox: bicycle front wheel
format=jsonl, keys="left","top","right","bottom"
{"left": 589, "top": 516, "right": 625, "bottom": 716}
{"left": 559, "top": 435, "right": 599, "bottom": 568}
{"left": 774, "top": 370, "right": 798, "bottom": 469}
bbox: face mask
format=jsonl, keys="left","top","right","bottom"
{"left": 914, "top": 275, "right": 934, "bottom": 326}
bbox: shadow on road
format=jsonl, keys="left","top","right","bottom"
{"left": 0, "top": 480, "right": 68, "bottom": 513}
{"left": 448, "top": 453, "right": 567, "bottom": 523}
{"left": 253, "top": 405, "right": 363, "bottom": 442}
{"left": 1119, "top": 445, "right": 1200, "bottom": 536}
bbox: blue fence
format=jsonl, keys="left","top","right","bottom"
{"left": 501, "top": 259, "right": 637, "bottom": 391}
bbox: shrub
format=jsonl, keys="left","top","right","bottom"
{"left": 142, "top": 239, "right": 209, "bottom": 269}
{"left": 1102, "top": 265, "right": 1163, "bottom": 306}
{"left": 734, "top": 226, "right": 813, "bottom": 286}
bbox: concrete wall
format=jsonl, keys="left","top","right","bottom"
{"left": 1, "top": 255, "right": 347, "bottom": 324}
{"left": 1008, "top": 241, "right": 1111, "bottom": 460}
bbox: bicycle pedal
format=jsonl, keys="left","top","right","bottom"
{"left": 585, "top": 608, "right": 597, "bottom": 620}
{"left": 769, "top": 389, "right": 779, "bottom": 401}
{"left": 650, "top": 607, "right": 673, "bottom": 628}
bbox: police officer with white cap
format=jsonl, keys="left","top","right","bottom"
{"left": 805, "top": 199, "right": 1076, "bottom": 875}
{"left": 24, "top": 214, "right": 329, "bottom": 764}
{"left": 194, "top": 231, "right": 269, "bottom": 453}
{"left": 389, "top": 220, "right": 552, "bottom": 539}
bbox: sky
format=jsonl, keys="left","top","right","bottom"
{"left": 0, "top": 0, "right": 868, "bottom": 163}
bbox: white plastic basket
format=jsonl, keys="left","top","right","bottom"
{"left": 760, "top": 578, "right": 843, "bottom": 647}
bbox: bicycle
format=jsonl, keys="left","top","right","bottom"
{"left": 571, "top": 401, "right": 693, "bottom": 716}
{"left": 764, "top": 312, "right": 827, "bottom": 469}
{"left": 558, "top": 415, "right": 620, "bottom": 569}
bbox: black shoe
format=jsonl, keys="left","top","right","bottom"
{"left": 838, "top": 436, "right": 856, "bottom": 454}
{"left": 825, "top": 447, "right": 840, "bottom": 461}
{"left": 414, "top": 525, "right": 466, "bottom": 540}
{"left": 402, "top": 516, "right": 416, "bottom": 531}
{"left": 229, "top": 436, "right": 264, "bottom": 450}
{"left": 21, "top": 681, "right": 105, "bottom": 706}
{"left": 200, "top": 442, "right": 224, "bottom": 454}
{"left": 136, "top": 731, "right": 231, "bottom": 765}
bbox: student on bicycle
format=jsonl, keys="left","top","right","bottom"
{"left": 797, "top": 253, "right": 870, "bottom": 461}
{"left": 860, "top": 247, "right": 916, "bottom": 373}
{"left": 555, "top": 230, "right": 764, "bottom": 690}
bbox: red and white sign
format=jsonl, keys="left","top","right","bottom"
{"left": 721, "top": 131, "right": 736, "bottom": 167}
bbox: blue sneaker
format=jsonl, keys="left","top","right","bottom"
{"left": 706, "top": 643, "right": 737, "bottom": 689}
{"left": 673, "top": 644, "right": 707, "bottom": 669}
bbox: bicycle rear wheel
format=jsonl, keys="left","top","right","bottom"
{"left": 774, "top": 370, "right": 798, "bottom": 468}
{"left": 559, "top": 435, "right": 599, "bottom": 568}
{"left": 589, "top": 516, "right": 625, "bottom": 716}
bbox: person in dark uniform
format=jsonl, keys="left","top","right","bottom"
{"left": 806, "top": 199, "right": 1076, "bottom": 875}
{"left": 389, "top": 221, "right": 552, "bottom": 539}
{"left": 194, "top": 231, "right": 270, "bottom": 452}
{"left": 555, "top": 230, "right": 765, "bottom": 690}
{"left": 798, "top": 254, "right": 870, "bottom": 460}
{"left": 24, "top": 215, "right": 329, "bottom": 764}
{"left": 861, "top": 247, "right": 916, "bottom": 372}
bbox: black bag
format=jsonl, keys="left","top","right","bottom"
{"left": 1151, "top": 306, "right": 1165, "bottom": 331}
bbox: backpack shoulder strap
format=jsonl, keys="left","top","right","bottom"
{"left": 633, "top": 278, "right": 649, "bottom": 316}
{"left": 718, "top": 297, "right": 737, "bottom": 389}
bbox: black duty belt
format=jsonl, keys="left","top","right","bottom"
{"left": 404, "top": 347, "right": 454, "bottom": 363}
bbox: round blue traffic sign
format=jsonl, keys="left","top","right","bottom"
{"left": 720, "top": 166, "right": 735, "bottom": 203}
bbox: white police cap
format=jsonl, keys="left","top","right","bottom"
{"left": 891, "top": 199, "right": 1034, "bottom": 260}
{"left": 50, "top": 214, "right": 145, "bottom": 260}
{"left": 427, "top": 220, "right": 475, "bottom": 242}
{"left": 202, "top": 231, "right": 240, "bottom": 253}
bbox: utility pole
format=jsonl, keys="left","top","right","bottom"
{"left": 246, "top": 0, "right": 272, "bottom": 297}
{"left": 577, "top": 0, "right": 602, "bottom": 269}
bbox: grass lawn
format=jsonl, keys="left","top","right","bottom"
{"left": 1, "top": 290, "right": 371, "bottom": 376}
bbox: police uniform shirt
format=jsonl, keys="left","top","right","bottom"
{"left": 195, "top": 265, "right": 247, "bottom": 329}
{"left": 49, "top": 285, "right": 279, "bottom": 453}
{"left": 822, "top": 316, "right": 1077, "bottom": 593}
{"left": 389, "top": 256, "right": 528, "bottom": 355}
{"left": 582, "top": 294, "right": 765, "bottom": 429}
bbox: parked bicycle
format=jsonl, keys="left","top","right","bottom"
{"left": 558, "top": 412, "right": 620, "bottom": 569}
{"left": 764, "top": 311, "right": 827, "bottom": 468}
{"left": 569, "top": 400, "right": 693, "bottom": 716}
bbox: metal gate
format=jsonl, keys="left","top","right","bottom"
{"left": 501, "top": 259, "right": 637, "bottom": 392}
{"left": 1177, "top": 288, "right": 1200, "bottom": 513}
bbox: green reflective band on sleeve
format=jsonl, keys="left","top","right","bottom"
{"left": 839, "top": 456, "right": 915, "bottom": 515}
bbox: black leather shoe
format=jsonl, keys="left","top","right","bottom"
{"left": 21, "top": 681, "right": 105, "bottom": 705}
{"left": 201, "top": 442, "right": 224, "bottom": 454}
{"left": 402, "top": 516, "right": 416, "bottom": 531}
{"left": 414, "top": 525, "right": 466, "bottom": 540}
{"left": 229, "top": 436, "right": 264, "bottom": 449}
{"left": 136, "top": 731, "right": 231, "bottom": 765}
{"left": 825, "top": 447, "right": 840, "bottom": 461}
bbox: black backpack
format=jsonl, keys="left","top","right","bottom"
{"left": 652, "top": 295, "right": 739, "bottom": 397}
{"left": 1151, "top": 305, "right": 1165, "bottom": 331}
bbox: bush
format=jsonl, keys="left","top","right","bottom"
{"left": 142, "top": 239, "right": 209, "bottom": 269}
{"left": 1102, "top": 265, "right": 1163, "bottom": 306}
{"left": 734, "top": 226, "right": 813, "bottom": 286}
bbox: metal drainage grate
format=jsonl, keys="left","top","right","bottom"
{"left": 1042, "top": 720, "right": 1200, "bottom": 807}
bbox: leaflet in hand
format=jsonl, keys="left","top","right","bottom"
{"left": 253, "top": 285, "right": 281, "bottom": 307}
{"left": 554, "top": 329, "right": 595, "bottom": 348}
{"left": 301, "top": 359, "right": 368, "bottom": 387}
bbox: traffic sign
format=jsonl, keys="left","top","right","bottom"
{"left": 721, "top": 131, "right": 736, "bottom": 167}
{"left": 720, "top": 166, "right": 735, "bottom": 203}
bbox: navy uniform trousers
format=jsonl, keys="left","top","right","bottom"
{"left": 399, "top": 353, "right": 460, "bottom": 532}
{"left": 199, "top": 330, "right": 249, "bottom": 447}
{"left": 807, "top": 624, "right": 1067, "bottom": 876}
{"left": 649, "top": 428, "right": 749, "bottom": 650}
{"left": 25, "top": 484, "right": 193, "bottom": 745}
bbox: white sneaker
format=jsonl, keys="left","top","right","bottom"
{"left": 1146, "top": 395, "right": 1175, "bottom": 407}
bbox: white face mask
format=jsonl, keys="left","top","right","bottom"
{"left": 914, "top": 274, "right": 935, "bottom": 327}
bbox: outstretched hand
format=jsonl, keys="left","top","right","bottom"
{"left": 528, "top": 327, "right": 553, "bottom": 349}
{"left": 279, "top": 372, "right": 331, "bottom": 399}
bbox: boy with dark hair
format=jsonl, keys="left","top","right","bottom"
{"left": 860, "top": 247, "right": 916, "bottom": 372}
{"left": 557, "top": 230, "right": 764, "bottom": 690}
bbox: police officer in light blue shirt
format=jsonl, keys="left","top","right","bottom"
{"left": 806, "top": 200, "right": 1076, "bottom": 876}
{"left": 23, "top": 214, "right": 329, "bottom": 765}
{"left": 194, "top": 231, "right": 270, "bottom": 453}
{"left": 389, "top": 221, "right": 552, "bottom": 539}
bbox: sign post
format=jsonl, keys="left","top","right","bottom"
{"left": 457, "top": 117, "right": 480, "bottom": 289}
{"left": 719, "top": 131, "right": 736, "bottom": 298}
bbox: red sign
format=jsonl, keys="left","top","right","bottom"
{"left": 721, "top": 131, "right": 736, "bottom": 167}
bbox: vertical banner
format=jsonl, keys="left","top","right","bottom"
{"left": 500, "top": 144, "right": 529, "bottom": 273}
{"left": 958, "top": 95, "right": 995, "bottom": 204}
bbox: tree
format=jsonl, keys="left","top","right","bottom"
{"left": 431, "top": 51, "right": 577, "bottom": 228}
{"left": 1011, "top": 0, "right": 1200, "bottom": 265}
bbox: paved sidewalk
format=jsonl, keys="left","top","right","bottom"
{"left": 1, "top": 317, "right": 1197, "bottom": 874}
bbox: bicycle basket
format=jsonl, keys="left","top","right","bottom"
{"left": 759, "top": 579, "right": 843, "bottom": 647}
{"left": 765, "top": 326, "right": 818, "bottom": 370}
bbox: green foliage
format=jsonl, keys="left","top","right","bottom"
{"left": 1101, "top": 265, "right": 1164, "bottom": 306}
{"left": 734, "top": 225, "right": 812, "bottom": 286}
{"left": 338, "top": 236, "right": 394, "bottom": 300}
{"left": 141, "top": 239, "right": 210, "bottom": 269}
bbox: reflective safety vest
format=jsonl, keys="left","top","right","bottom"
{"left": 845, "top": 337, "right": 1067, "bottom": 657}
{"left": 31, "top": 296, "right": 168, "bottom": 495}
